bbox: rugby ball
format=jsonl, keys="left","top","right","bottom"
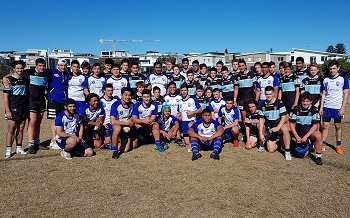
{"left": 121, "top": 118, "right": 131, "bottom": 133}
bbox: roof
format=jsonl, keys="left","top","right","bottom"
{"left": 292, "top": 48, "right": 348, "bottom": 57}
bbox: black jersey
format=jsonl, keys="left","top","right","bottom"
{"left": 300, "top": 75, "right": 323, "bottom": 106}
{"left": 290, "top": 105, "right": 319, "bottom": 136}
{"left": 169, "top": 74, "right": 185, "bottom": 91}
{"left": 205, "top": 75, "right": 222, "bottom": 89}
{"left": 279, "top": 74, "right": 300, "bottom": 111}
{"left": 221, "top": 75, "right": 235, "bottom": 99}
{"left": 129, "top": 73, "right": 146, "bottom": 94}
{"left": 153, "top": 96, "right": 164, "bottom": 115}
{"left": 3, "top": 74, "right": 29, "bottom": 112}
{"left": 185, "top": 80, "right": 200, "bottom": 97}
{"left": 259, "top": 98, "right": 287, "bottom": 128}
{"left": 26, "top": 69, "right": 49, "bottom": 103}
{"left": 234, "top": 71, "right": 257, "bottom": 101}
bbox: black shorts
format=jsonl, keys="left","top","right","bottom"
{"left": 30, "top": 100, "right": 46, "bottom": 113}
{"left": 5, "top": 109, "right": 29, "bottom": 121}
{"left": 57, "top": 137, "right": 90, "bottom": 156}
{"left": 237, "top": 100, "right": 248, "bottom": 111}
{"left": 47, "top": 100, "right": 64, "bottom": 119}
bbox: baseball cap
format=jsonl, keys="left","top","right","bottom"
{"left": 57, "top": 59, "right": 67, "bottom": 65}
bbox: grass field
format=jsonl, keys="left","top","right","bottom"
{"left": 0, "top": 97, "right": 350, "bottom": 217}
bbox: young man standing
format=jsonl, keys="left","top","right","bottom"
{"left": 300, "top": 63, "right": 323, "bottom": 107}
{"left": 319, "top": 60, "right": 349, "bottom": 154}
{"left": 55, "top": 98, "right": 93, "bottom": 160}
{"left": 293, "top": 57, "right": 309, "bottom": 83}
{"left": 256, "top": 62, "right": 279, "bottom": 105}
{"left": 259, "top": 86, "right": 291, "bottom": 160}
{"left": 47, "top": 59, "right": 69, "bottom": 149}
{"left": 67, "top": 60, "right": 86, "bottom": 115}
{"left": 120, "top": 59, "right": 130, "bottom": 78}
{"left": 178, "top": 83, "right": 202, "bottom": 152}
{"left": 163, "top": 59, "right": 174, "bottom": 80}
{"left": 106, "top": 64, "right": 130, "bottom": 99}
{"left": 188, "top": 108, "right": 224, "bottom": 160}
{"left": 191, "top": 60, "right": 201, "bottom": 78}
{"left": 131, "top": 89, "right": 164, "bottom": 152}
{"left": 230, "top": 59, "right": 240, "bottom": 78}
{"left": 102, "top": 58, "right": 114, "bottom": 77}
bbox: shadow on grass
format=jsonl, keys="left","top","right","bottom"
{"left": 0, "top": 152, "right": 60, "bottom": 162}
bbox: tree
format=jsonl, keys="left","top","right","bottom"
{"left": 335, "top": 43, "right": 346, "bottom": 54}
{"left": 320, "top": 58, "right": 350, "bottom": 77}
{"left": 326, "top": 45, "right": 335, "bottom": 53}
{"left": 224, "top": 48, "right": 228, "bottom": 54}
{"left": 157, "top": 55, "right": 176, "bottom": 64}
{"left": 0, "top": 64, "right": 12, "bottom": 78}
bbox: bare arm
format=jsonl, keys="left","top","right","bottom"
{"left": 78, "top": 123, "right": 84, "bottom": 139}
{"left": 278, "top": 90, "right": 282, "bottom": 100}
{"left": 319, "top": 91, "right": 326, "bottom": 115}
{"left": 83, "top": 88, "right": 90, "bottom": 96}
{"left": 339, "top": 89, "right": 349, "bottom": 116}
{"left": 255, "top": 88, "right": 261, "bottom": 102}
{"left": 274, "top": 86, "right": 279, "bottom": 98}
{"left": 56, "top": 126, "right": 77, "bottom": 138}
{"left": 110, "top": 116, "right": 131, "bottom": 126}
{"left": 293, "top": 87, "right": 300, "bottom": 108}
{"left": 131, "top": 115, "right": 148, "bottom": 125}
{"left": 3, "top": 93, "right": 11, "bottom": 116}
{"left": 209, "top": 125, "right": 224, "bottom": 140}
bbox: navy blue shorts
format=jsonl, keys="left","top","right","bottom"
{"left": 323, "top": 107, "right": 343, "bottom": 123}
{"left": 56, "top": 137, "right": 90, "bottom": 151}
{"left": 181, "top": 121, "right": 192, "bottom": 137}
{"left": 104, "top": 123, "right": 113, "bottom": 137}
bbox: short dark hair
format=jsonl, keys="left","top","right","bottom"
{"left": 11, "top": 60, "right": 26, "bottom": 69}
{"left": 168, "top": 81, "right": 176, "bottom": 87}
{"left": 199, "top": 63, "right": 207, "bottom": 69}
{"left": 328, "top": 59, "right": 340, "bottom": 67}
{"left": 254, "top": 62, "right": 261, "bottom": 67}
{"left": 269, "top": 61, "right": 276, "bottom": 67}
{"left": 246, "top": 99, "right": 258, "bottom": 108}
{"left": 81, "top": 61, "right": 90, "bottom": 69}
{"left": 71, "top": 60, "right": 80, "bottom": 66}
{"left": 296, "top": 57, "right": 304, "bottom": 63}
{"left": 142, "top": 89, "right": 152, "bottom": 96}
{"left": 131, "top": 62, "right": 139, "bottom": 68}
{"left": 221, "top": 66, "right": 229, "bottom": 72}
{"left": 300, "top": 91, "right": 313, "bottom": 102}
{"left": 192, "top": 60, "right": 199, "bottom": 65}
{"left": 111, "top": 64, "right": 120, "bottom": 69}
{"left": 121, "top": 87, "right": 132, "bottom": 95}
{"left": 103, "top": 83, "right": 113, "bottom": 90}
{"left": 225, "top": 96, "right": 234, "bottom": 102}
{"left": 153, "top": 86, "right": 161, "bottom": 92}
{"left": 261, "top": 62, "right": 269, "bottom": 67}
{"left": 105, "top": 58, "right": 114, "bottom": 65}
{"left": 182, "top": 58, "right": 189, "bottom": 63}
{"left": 238, "top": 59, "right": 246, "bottom": 65}
{"left": 216, "top": 60, "right": 224, "bottom": 66}
{"left": 283, "top": 62, "right": 293, "bottom": 69}
{"left": 153, "top": 61, "right": 162, "bottom": 67}
{"left": 196, "top": 85, "right": 204, "bottom": 91}
{"left": 265, "top": 86, "right": 274, "bottom": 92}
{"left": 180, "top": 83, "right": 188, "bottom": 90}
{"left": 202, "top": 108, "right": 212, "bottom": 114}
{"left": 232, "top": 59, "right": 239, "bottom": 63}
{"left": 35, "top": 58, "right": 46, "bottom": 65}
{"left": 120, "top": 59, "right": 129, "bottom": 65}
{"left": 187, "top": 70, "right": 194, "bottom": 75}
{"left": 92, "top": 63, "right": 101, "bottom": 68}
{"left": 136, "top": 81, "right": 145, "bottom": 87}
{"left": 212, "top": 88, "right": 220, "bottom": 93}
{"left": 86, "top": 93, "right": 99, "bottom": 103}
{"left": 64, "top": 98, "right": 76, "bottom": 107}
{"left": 209, "top": 67, "right": 217, "bottom": 72}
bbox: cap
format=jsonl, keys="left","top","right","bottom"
{"left": 57, "top": 59, "right": 67, "bottom": 65}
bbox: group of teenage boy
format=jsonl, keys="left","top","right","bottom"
{"left": 3, "top": 56, "right": 348, "bottom": 165}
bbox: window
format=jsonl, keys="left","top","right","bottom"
{"left": 291, "top": 56, "right": 294, "bottom": 62}
{"left": 256, "top": 57, "right": 261, "bottom": 61}
{"left": 277, "top": 57, "right": 284, "bottom": 61}
{"left": 247, "top": 58, "right": 252, "bottom": 62}
{"left": 321, "top": 56, "right": 327, "bottom": 61}
{"left": 310, "top": 56, "right": 316, "bottom": 63}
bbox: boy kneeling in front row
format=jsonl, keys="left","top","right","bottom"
{"left": 55, "top": 98, "right": 93, "bottom": 159}
{"left": 289, "top": 92, "right": 323, "bottom": 165}
{"left": 188, "top": 108, "right": 224, "bottom": 160}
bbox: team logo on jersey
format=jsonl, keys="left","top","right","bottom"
{"left": 268, "top": 80, "right": 271, "bottom": 84}
{"left": 200, "top": 129, "right": 204, "bottom": 133}
{"left": 54, "top": 74, "right": 59, "bottom": 77}
{"left": 308, "top": 112, "right": 312, "bottom": 116}
{"left": 79, "top": 79, "right": 83, "bottom": 83}
{"left": 92, "top": 81, "right": 95, "bottom": 84}
{"left": 120, "top": 111, "right": 123, "bottom": 115}
{"left": 305, "top": 81, "right": 309, "bottom": 85}
{"left": 336, "top": 82, "right": 340, "bottom": 86}
{"left": 188, "top": 103, "right": 191, "bottom": 107}
{"left": 317, "top": 81, "right": 320, "bottom": 85}
{"left": 152, "top": 77, "right": 156, "bottom": 81}
{"left": 274, "top": 106, "right": 277, "bottom": 110}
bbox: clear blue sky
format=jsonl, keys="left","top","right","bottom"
{"left": 1, "top": 0, "right": 350, "bottom": 55}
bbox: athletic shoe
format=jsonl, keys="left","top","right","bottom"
{"left": 112, "top": 151, "right": 120, "bottom": 159}
{"left": 285, "top": 151, "right": 292, "bottom": 161}
{"left": 322, "top": 146, "right": 326, "bottom": 151}
{"left": 258, "top": 145, "right": 265, "bottom": 152}
{"left": 315, "top": 157, "right": 323, "bottom": 165}
{"left": 16, "top": 148, "right": 28, "bottom": 155}
{"left": 28, "top": 146, "right": 37, "bottom": 154}
{"left": 155, "top": 144, "right": 165, "bottom": 152}
{"left": 210, "top": 152, "right": 220, "bottom": 160}
{"left": 5, "top": 149, "right": 11, "bottom": 158}
{"left": 233, "top": 139, "right": 239, "bottom": 147}
{"left": 50, "top": 141, "right": 61, "bottom": 150}
{"left": 176, "top": 139, "right": 184, "bottom": 147}
{"left": 192, "top": 152, "right": 202, "bottom": 161}
{"left": 336, "top": 146, "right": 343, "bottom": 155}
{"left": 60, "top": 150, "right": 72, "bottom": 160}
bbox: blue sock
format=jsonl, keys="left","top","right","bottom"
{"left": 111, "top": 146, "right": 118, "bottom": 152}
{"left": 64, "top": 148, "right": 70, "bottom": 153}
{"left": 323, "top": 140, "right": 327, "bottom": 145}
{"left": 213, "top": 138, "right": 222, "bottom": 153}
{"left": 190, "top": 139, "right": 199, "bottom": 153}
{"left": 155, "top": 140, "right": 161, "bottom": 146}
{"left": 336, "top": 141, "right": 342, "bottom": 146}
{"left": 176, "top": 138, "right": 182, "bottom": 142}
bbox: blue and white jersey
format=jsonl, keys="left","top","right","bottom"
{"left": 256, "top": 74, "right": 279, "bottom": 100}
{"left": 131, "top": 101, "right": 158, "bottom": 119}
{"left": 27, "top": 69, "right": 48, "bottom": 103}
{"left": 157, "top": 115, "right": 177, "bottom": 132}
{"left": 234, "top": 71, "right": 257, "bottom": 101}
{"left": 209, "top": 98, "right": 226, "bottom": 119}
{"left": 321, "top": 74, "right": 349, "bottom": 109}
{"left": 55, "top": 111, "right": 81, "bottom": 140}
{"left": 293, "top": 69, "right": 309, "bottom": 83}
{"left": 259, "top": 98, "right": 287, "bottom": 128}
{"left": 110, "top": 100, "right": 134, "bottom": 120}
{"left": 178, "top": 97, "right": 201, "bottom": 121}
{"left": 100, "top": 96, "right": 118, "bottom": 124}
{"left": 48, "top": 68, "right": 69, "bottom": 103}
{"left": 82, "top": 106, "right": 105, "bottom": 122}
{"left": 218, "top": 105, "right": 239, "bottom": 126}
{"left": 164, "top": 94, "right": 182, "bottom": 117}
{"left": 68, "top": 74, "right": 86, "bottom": 101}
{"left": 3, "top": 74, "right": 28, "bottom": 109}
{"left": 105, "top": 76, "right": 130, "bottom": 98}
{"left": 191, "top": 118, "right": 221, "bottom": 137}
{"left": 146, "top": 73, "right": 168, "bottom": 96}
{"left": 84, "top": 75, "right": 106, "bottom": 97}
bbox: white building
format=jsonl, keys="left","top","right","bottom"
{"left": 290, "top": 48, "right": 348, "bottom": 65}
{"left": 185, "top": 52, "right": 225, "bottom": 68}
{"left": 100, "top": 50, "right": 133, "bottom": 58}
{"left": 13, "top": 49, "right": 48, "bottom": 69}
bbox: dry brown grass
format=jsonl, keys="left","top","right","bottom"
{"left": 0, "top": 98, "right": 350, "bottom": 217}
